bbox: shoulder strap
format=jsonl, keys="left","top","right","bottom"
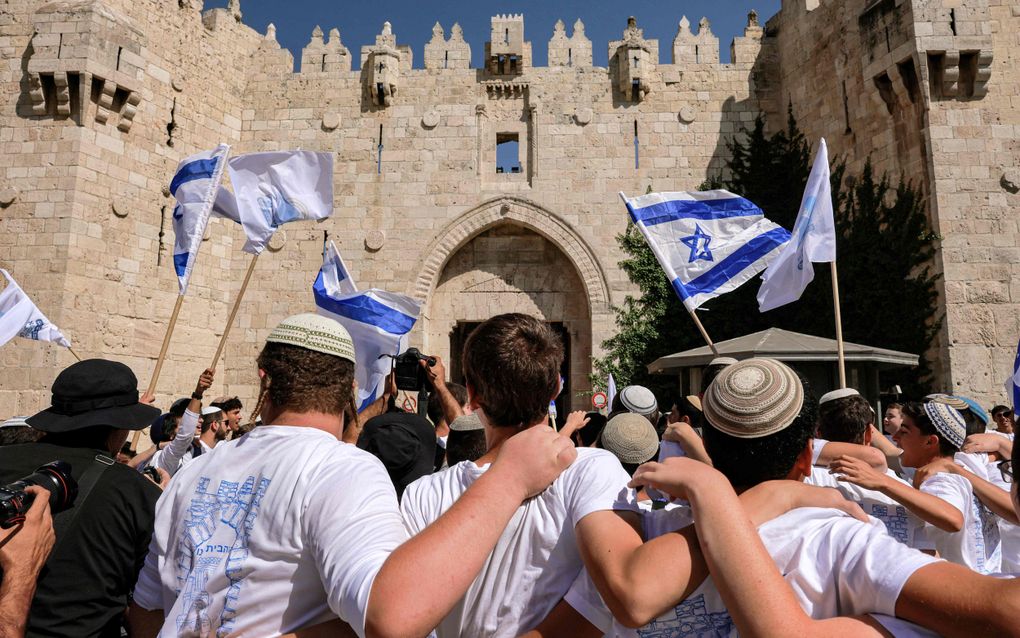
{"left": 51, "top": 453, "right": 116, "bottom": 551}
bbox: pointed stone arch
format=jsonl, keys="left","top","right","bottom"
{"left": 412, "top": 196, "right": 610, "bottom": 312}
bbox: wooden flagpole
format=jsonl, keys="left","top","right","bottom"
{"left": 209, "top": 252, "right": 260, "bottom": 370}
{"left": 67, "top": 347, "right": 82, "bottom": 362}
{"left": 133, "top": 293, "right": 185, "bottom": 449}
{"left": 690, "top": 309, "right": 721, "bottom": 358}
{"left": 830, "top": 261, "right": 846, "bottom": 389}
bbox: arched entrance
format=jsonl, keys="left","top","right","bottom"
{"left": 414, "top": 197, "right": 610, "bottom": 417}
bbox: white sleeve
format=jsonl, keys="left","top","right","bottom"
{"left": 824, "top": 516, "right": 941, "bottom": 616}
{"left": 155, "top": 409, "right": 198, "bottom": 476}
{"left": 566, "top": 450, "right": 640, "bottom": 528}
{"left": 919, "top": 473, "right": 969, "bottom": 518}
{"left": 563, "top": 569, "right": 613, "bottom": 633}
{"left": 658, "top": 440, "right": 687, "bottom": 461}
{"left": 305, "top": 453, "right": 409, "bottom": 638}
{"left": 811, "top": 438, "right": 830, "bottom": 466}
{"left": 869, "top": 614, "right": 941, "bottom": 637}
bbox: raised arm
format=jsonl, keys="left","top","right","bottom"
{"left": 663, "top": 421, "right": 713, "bottom": 466}
{"left": 830, "top": 456, "right": 963, "bottom": 532}
{"left": 421, "top": 356, "right": 465, "bottom": 425}
{"left": 816, "top": 441, "right": 888, "bottom": 472}
{"left": 633, "top": 459, "right": 888, "bottom": 638}
{"left": 365, "top": 425, "right": 575, "bottom": 638}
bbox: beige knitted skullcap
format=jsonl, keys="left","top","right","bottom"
{"left": 925, "top": 393, "right": 969, "bottom": 411}
{"left": 266, "top": 313, "right": 356, "bottom": 364}
{"left": 702, "top": 358, "right": 804, "bottom": 439}
{"left": 819, "top": 388, "right": 860, "bottom": 405}
{"left": 600, "top": 412, "right": 660, "bottom": 465}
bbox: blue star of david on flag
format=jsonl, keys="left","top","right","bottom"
{"left": 680, "top": 225, "right": 714, "bottom": 262}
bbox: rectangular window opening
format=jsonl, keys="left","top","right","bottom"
{"left": 927, "top": 52, "right": 945, "bottom": 99}
{"left": 695, "top": 44, "right": 700, "bottom": 63}
{"left": 568, "top": 48, "right": 572, "bottom": 67}
{"left": 321, "top": 54, "right": 327, "bottom": 72}
{"left": 504, "top": 28, "right": 509, "bottom": 45}
{"left": 958, "top": 51, "right": 978, "bottom": 98}
{"left": 444, "top": 51, "right": 449, "bottom": 69}
{"left": 57, "top": 33, "right": 63, "bottom": 59}
{"left": 496, "top": 132, "right": 520, "bottom": 174}
{"left": 509, "top": 55, "right": 518, "bottom": 73}
{"left": 873, "top": 73, "right": 896, "bottom": 114}
{"left": 39, "top": 74, "right": 57, "bottom": 116}
{"left": 896, "top": 58, "right": 921, "bottom": 104}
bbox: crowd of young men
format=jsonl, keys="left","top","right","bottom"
{"left": 1, "top": 310, "right": 1018, "bottom": 637}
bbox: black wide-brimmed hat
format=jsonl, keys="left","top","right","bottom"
{"left": 357, "top": 412, "right": 436, "bottom": 497}
{"left": 27, "top": 359, "right": 160, "bottom": 433}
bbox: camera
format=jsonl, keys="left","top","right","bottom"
{"left": 384, "top": 348, "right": 437, "bottom": 392}
{"left": 0, "top": 461, "right": 78, "bottom": 529}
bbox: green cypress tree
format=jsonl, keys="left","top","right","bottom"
{"left": 594, "top": 110, "right": 940, "bottom": 398}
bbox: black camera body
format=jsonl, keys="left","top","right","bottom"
{"left": 391, "top": 348, "right": 437, "bottom": 392}
{"left": 0, "top": 461, "right": 78, "bottom": 529}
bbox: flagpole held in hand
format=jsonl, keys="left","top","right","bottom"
{"left": 210, "top": 252, "right": 260, "bottom": 371}
{"left": 830, "top": 262, "right": 846, "bottom": 389}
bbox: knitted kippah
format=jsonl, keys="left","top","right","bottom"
{"left": 449, "top": 413, "right": 484, "bottom": 432}
{"left": 600, "top": 413, "right": 660, "bottom": 465}
{"left": 819, "top": 388, "right": 860, "bottom": 405}
{"left": 702, "top": 358, "right": 804, "bottom": 439}
{"left": 620, "top": 385, "right": 658, "bottom": 416}
{"left": 266, "top": 313, "right": 356, "bottom": 364}
{"left": 923, "top": 401, "right": 966, "bottom": 450}
{"left": 925, "top": 393, "right": 968, "bottom": 411}
{"left": 709, "top": 357, "right": 739, "bottom": 366}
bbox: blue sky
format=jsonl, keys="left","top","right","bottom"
{"left": 205, "top": 0, "right": 781, "bottom": 69}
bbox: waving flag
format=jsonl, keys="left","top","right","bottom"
{"left": 170, "top": 145, "right": 229, "bottom": 294}
{"left": 608, "top": 373, "right": 617, "bottom": 410}
{"left": 622, "top": 190, "right": 791, "bottom": 311}
{"left": 757, "top": 138, "right": 837, "bottom": 312}
{"left": 0, "top": 269, "right": 70, "bottom": 348}
{"left": 228, "top": 151, "right": 334, "bottom": 254}
{"left": 321, "top": 239, "right": 358, "bottom": 296}
{"left": 313, "top": 258, "right": 421, "bottom": 412}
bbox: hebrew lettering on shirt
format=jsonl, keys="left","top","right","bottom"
{"left": 639, "top": 593, "right": 735, "bottom": 638}
{"left": 173, "top": 474, "right": 273, "bottom": 637}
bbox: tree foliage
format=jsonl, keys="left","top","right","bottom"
{"left": 594, "top": 110, "right": 941, "bottom": 400}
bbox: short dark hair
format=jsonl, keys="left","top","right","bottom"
{"left": 902, "top": 401, "right": 958, "bottom": 456}
{"left": 446, "top": 429, "right": 487, "bottom": 465}
{"left": 703, "top": 376, "right": 818, "bottom": 489}
{"left": 200, "top": 410, "right": 223, "bottom": 434}
{"left": 818, "top": 395, "right": 873, "bottom": 444}
{"left": 256, "top": 341, "right": 356, "bottom": 417}
{"left": 702, "top": 364, "right": 729, "bottom": 393}
{"left": 991, "top": 405, "right": 1012, "bottom": 419}
{"left": 427, "top": 382, "right": 467, "bottom": 425}
{"left": 576, "top": 412, "right": 608, "bottom": 447}
{"left": 211, "top": 397, "right": 243, "bottom": 413}
{"left": 886, "top": 402, "right": 903, "bottom": 412}
{"left": 0, "top": 425, "right": 43, "bottom": 446}
{"left": 462, "top": 314, "right": 562, "bottom": 428}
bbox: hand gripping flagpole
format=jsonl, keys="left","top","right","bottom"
{"left": 210, "top": 252, "right": 260, "bottom": 370}
{"left": 618, "top": 192, "right": 720, "bottom": 357}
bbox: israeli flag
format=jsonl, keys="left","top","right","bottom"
{"left": 622, "top": 190, "right": 791, "bottom": 311}
{"left": 321, "top": 239, "right": 358, "bottom": 296}
{"left": 313, "top": 259, "right": 421, "bottom": 412}
{"left": 757, "top": 138, "right": 837, "bottom": 312}
{"left": 0, "top": 269, "right": 71, "bottom": 348}
{"left": 170, "top": 145, "right": 229, "bottom": 295}
{"left": 1009, "top": 339, "right": 1020, "bottom": 420}
{"left": 608, "top": 373, "right": 617, "bottom": 410}
{"left": 228, "top": 151, "right": 334, "bottom": 254}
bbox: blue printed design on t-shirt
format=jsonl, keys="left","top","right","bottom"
{"left": 970, "top": 495, "right": 1001, "bottom": 574}
{"left": 638, "top": 593, "right": 735, "bottom": 638}
{"left": 173, "top": 474, "right": 272, "bottom": 637}
{"left": 870, "top": 503, "right": 911, "bottom": 544}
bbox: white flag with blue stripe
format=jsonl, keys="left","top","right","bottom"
{"left": 321, "top": 239, "right": 358, "bottom": 296}
{"left": 170, "top": 144, "right": 229, "bottom": 294}
{"left": 228, "top": 151, "right": 334, "bottom": 255}
{"left": 313, "top": 260, "right": 420, "bottom": 412}
{"left": 0, "top": 269, "right": 70, "bottom": 348}
{"left": 757, "top": 138, "right": 837, "bottom": 312}
{"left": 622, "top": 189, "right": 791, "bottom": 311}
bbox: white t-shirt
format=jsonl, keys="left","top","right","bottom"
{"left": 955, "top": 451, "right": 1020, "bottom": 572}
{"left": 568, "top": 505, "right": 939, "bottom": 638}
{"left": 133, "top": 426, "right": 408, "bottom": 638}
{"left": 400, "top": 447, "right": 636, "bottom": 638}
{"left": 806, "top": 466, "right": 930, "bottom": 549}
{"left": 144, "top": 409, "right": 199, "bottom": 477}
{"left": 918, "top": 471, "right": 1001, "bottom": 574}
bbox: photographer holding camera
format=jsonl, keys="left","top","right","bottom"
{"left": 0, "top": 486, "right": 55, "bottom": 638}
{"left": 0, "top": 359, "right": 161, "bottom": 638}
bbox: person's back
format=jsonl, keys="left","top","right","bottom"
{"left": 0, "top": 359, "right": 162, "bottom": 638}
{"left": 401, "top": 446, "right": 631, "bottom": 637}
{"left": 135, "top": 425, "right": 403, "bottom": 635}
